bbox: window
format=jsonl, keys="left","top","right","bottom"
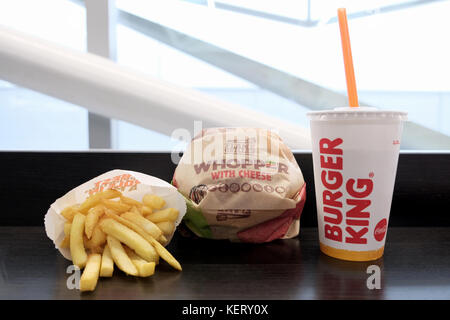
{"left": 1, "top": 0, "right": 449, "bottom": 150}
{"left": 0, "top": 0, "right": 88, "bottom": 150}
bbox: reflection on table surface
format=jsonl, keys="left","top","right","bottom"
{"left": 0, "top": 226, "right": 449, "bottom": 299}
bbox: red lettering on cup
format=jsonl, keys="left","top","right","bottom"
{"left": 325, "top": 224, "right": 342, "bottom": 241}
{"left": 345, "top": 227, "right": 368, "bottom": 244}
{"left": 319, "top": 137, "right": 375, "bottom": 247}
{"left": 346, "top": 179, "right": 373, "bottom": 198}
{"left": 324, "top": 206, "right": 343, "bottom": 225}
{"left": 323, "top": 190, "right": 343, "bottom": 208}
{"left": 320, "top": 138, "right": 343, "bottom": 155}
{"left": 320, "top": 155, "right": 343, "bottom": 170}
{"left": 346, "top": 199, "right": 370, "bottom": 218}
{"left": 321, "top": 170, "right": 343, "bottom": 190}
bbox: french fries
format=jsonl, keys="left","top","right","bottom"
{"left": 61, "top": 205, "right": 80, "bottom": 222}
{"left": 107, "top": 236, "right": 138, "bottom": 276}
{"left": 59, "top": 190, "right": 182, "bottom": 292}
{"left": 103, "top": 210, "right": 160, "bottom": 264}
{"left": 64, "top": 222, "right": 72, "bottom": 235}
{"left": 59, "top": 236, "right": 70, "bottom": 248}
{"left": 80, "top": 254, "right": 101, "bottom": 292}
{"left": 100, "top": 245, "right": 114, "bottom": 277}
{"left": 125, "top": 247, "right": 156, "bottom": 277}
{"left": 59, "top": 222, "right": 72, "bottom": 248}
{"left": 143, "top": 194, "right": 166, "bottom": 210}
{"left": 156, "top": 221, "right": 175, "bottom": 236}
{"left": 102, "top": 199, "right": 131, "bottom": 213}
{"left": 70, "top": 213, "right": 88, "bottom": 268}
{"left": 120, "top": 196, "right": 143, "bottom": 208}
{"left": 85, "top": 205, "right": 105, "bottom": 239}
{"left": 99, "top": 218, "right": 158, "bottom": 262}
{"left": 145, "top": 208, "right": 179, "bottom": 223}
{"left": 121, "top": 211, "right": 162, "bottom": 239}
{"left": 78, "top": 189, "right": 121, "bottom": 214}
{"left": 140, "top": 206, "right": 153, "bottom": 215}
{"left": 159, "top": 234, "right": 168, "bottom": 245}
{"left": 85, "top": 224, "right": 107, "bottom": 248}
{"left": 147, "top": 235, "right": 182, "bottom": 271}
{"left": 130, "top": 206, "right": 141, "bottom": 215}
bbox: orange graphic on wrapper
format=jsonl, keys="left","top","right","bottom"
{"left": 85, "top": 173, "right": 141, "bottom": 196}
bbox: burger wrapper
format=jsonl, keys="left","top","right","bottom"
{"left": 173, "top": 127, "right": 306, "bottom": 243}
{"left": 44, "top": 169, "right": 186, "bottom": 261}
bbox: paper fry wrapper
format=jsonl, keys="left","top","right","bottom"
{"left": 44, "top": 169, "right": 187, "bottom": 261}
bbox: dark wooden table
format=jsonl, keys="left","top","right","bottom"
{"left": 1, "top": 152, "right": 449, "bottom": 300}
{"left": 1, "top": 226, "right": 449, "bottom": 300}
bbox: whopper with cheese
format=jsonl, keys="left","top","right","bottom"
{"left": 173, "top": 127, "right": 306, "bottom": 243}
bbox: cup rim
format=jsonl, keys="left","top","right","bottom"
{"left": 307, "top": 107, "right": 407, "bottom": 120}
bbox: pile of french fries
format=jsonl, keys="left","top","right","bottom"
{"left": 59, "top": 189, "right": 182, "bottom": 292}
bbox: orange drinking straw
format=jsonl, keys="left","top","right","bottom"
{"left": 337, "top": 8, "right": 359, "bottom": 107}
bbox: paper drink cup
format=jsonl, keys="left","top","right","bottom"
{"left": 307, "top": 107, "right": 407, "bottom": 261}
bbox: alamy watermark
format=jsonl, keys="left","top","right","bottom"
{"left": 169, "top": 121, "right": 281, "bottom": 166}
{"left": 66, "top": 265, "right": 80, "bottom": 290}
{"left": 366, "top": 265, "right": 381, "bottom": 290}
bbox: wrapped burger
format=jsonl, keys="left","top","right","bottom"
{"left": 173, "top": 127, "right": 306, "bottom": 243}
